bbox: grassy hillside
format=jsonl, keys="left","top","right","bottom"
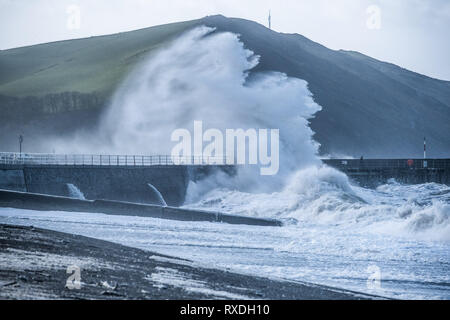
{"left": 1, "top": 15, "right": 449, "bottom": 157}
{"left": 0, "top": 19, "right": 198, "bottom": 97}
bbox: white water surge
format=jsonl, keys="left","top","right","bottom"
{"left": 4, "top": 26, "right": 448, "bottom": 299}
{"left": 148, "top": 183, "right": 167, "bottom": 207}
{"left": 66, "top": 183, "right": 86, "bottom": 200}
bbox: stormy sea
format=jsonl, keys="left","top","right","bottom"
{"left": 1, "top": 27, "right": 449, "bottom": 299}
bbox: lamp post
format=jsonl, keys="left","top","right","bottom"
{"left": 423, "top": 137, "right": 426, "bottom": 159}
{"left": 19, "top": 135, "right": 23, "bottom": 154}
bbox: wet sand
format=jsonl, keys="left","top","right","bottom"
{"left": 0, "top": 224, "right": 379, "bottom": 300}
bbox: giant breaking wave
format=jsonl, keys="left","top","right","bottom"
{"left": 55, "top": 26, "right": 450, "bottom": 241}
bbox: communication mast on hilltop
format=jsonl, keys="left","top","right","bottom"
{"left": 268, "top": 10, "right": 272, "bottom": 29}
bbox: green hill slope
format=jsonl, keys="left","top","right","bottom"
{"left": 0, "top": 19, "right": 198, "bottom": 97}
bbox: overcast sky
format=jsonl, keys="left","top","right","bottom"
{"left": 1, "top": 0, "right": 449, "bottom": 80}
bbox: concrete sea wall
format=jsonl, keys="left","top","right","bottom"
{"left": 0, "top": 189, "right": 282, "bottom": 227}
{"left": 0, "top": 164, "right": 235, "bottom": 206}
{"left": 323, "top": 159, "right": 450, "bottom": 187}
{"left": 0, "top": 165, "right": 231, "bottom": 207}
{"left": 0, "top": 169, "right": 26, "bottom": 192}
{"left": 343, "top": 168, "right": 450, "bottom": 187}
{"left": 23, "top": 166, "right": 188, "bottom": 206}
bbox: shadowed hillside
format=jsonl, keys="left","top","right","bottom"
{"left": 1, "top": 15, "right": 449, "bottom": 157}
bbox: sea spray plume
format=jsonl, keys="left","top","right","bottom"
{"left": 104, "top": 26, "right": 321, "bottom": 170}
{"left": 101, "top": 25, "right": 263, "bottom": 154}
{"left": 53, "top": 26, "right": 374, "bottom": 220}
{"left": 57, "top": 26, "right": 322, "bottom": 192}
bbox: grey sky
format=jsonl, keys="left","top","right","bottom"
{"left": 1, "top": 0, "right": 449, "bottom": 80}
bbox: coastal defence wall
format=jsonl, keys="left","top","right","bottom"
{"left": 0, "top": 165, "right": 233, "bottom": 207}
{"left": 0, "top": 189, "right": 281, "bottom": 226}
{"left": 2, "top": 158, "right": 448, "bottom": 208}
{"left": 323, "top": 159, "right": 450, "bottom": 187}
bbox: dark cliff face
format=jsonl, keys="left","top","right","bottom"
{"left": 1, "top": 91, "right": 102, "bottom": 118}
{"left": 1, "top": 15, "right": 449, "bottom": 157}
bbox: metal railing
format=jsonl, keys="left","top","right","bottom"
{"left": 0, "top": 152, "right": 231, "bottom": 166}
{"left": 323, "top": 158, "right": 450, "bottom": 170}
{"left": 2, "top": 152, "right": 449, "bottom": 169}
